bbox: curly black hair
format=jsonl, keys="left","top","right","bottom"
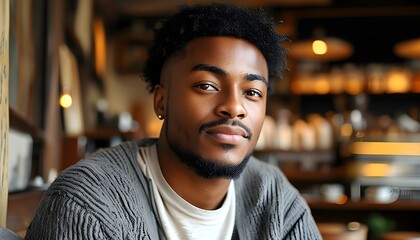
{"left": 143, "top": 3, "right": 288, "bottom": 93}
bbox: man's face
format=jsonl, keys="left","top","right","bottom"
{"left": 156, "top": 36, "right": 268, "bottom": 179}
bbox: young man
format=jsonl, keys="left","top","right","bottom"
{"left": 25, "top": 3, "right": 321, "bottom": 239}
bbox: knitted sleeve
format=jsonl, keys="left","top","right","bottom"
{"left": 234, "top": 158, "right": 322, "bottom": 240}
{"left": 282, "top": 199, "right": 322, "bottom": 240}
{"left": 24, "top": 142, "right": 158, "bottom": 240}
{"left": 24, "top": 192, "right": 109, "bottom": 239}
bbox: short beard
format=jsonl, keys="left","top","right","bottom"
{"left": 165, "top": 119, "right": 252, "bottom": 179}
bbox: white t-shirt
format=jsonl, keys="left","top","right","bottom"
{"left": 137, "top": 144, "right": 236, "bottom": 240}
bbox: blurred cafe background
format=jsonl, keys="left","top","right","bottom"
{"left": 2, "top": 0, "right": 420, "bottom": 239}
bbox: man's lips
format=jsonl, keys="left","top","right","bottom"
{"left": 198, "top": 119, "right": 253, "bottom": 144}
{"left": 204, "top": 125, "right": 250, "bottom": 139}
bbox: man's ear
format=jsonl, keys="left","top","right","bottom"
{"left": 153, "top": 84, "right": 166, "bottom": 119}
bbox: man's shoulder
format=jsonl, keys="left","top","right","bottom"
{"left": 27, "top": 139, "right": 160, "bottom": 239}
{"left": 47, "top": 140, "right": 147, "bottom": 199}
{"left": 234, "top": 157, "right": 315, "bottom": 238}
{"left": 242, "top": 156, "right": 285, "bottom": 181}
{"left": 236, "top": 156, "right": 301, "bottom": 205}
{"left": 62, "top": 141, "right": 136, "bottom": 176}
{"left": 61, "top": 138, "right": 156, "bottom": 178}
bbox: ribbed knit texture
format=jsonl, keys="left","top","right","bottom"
{"left": 24, "top": 138, "right": 321, "bottom": 240}
{"left": 0, "top": 227, "right": 22, "bottom": 240}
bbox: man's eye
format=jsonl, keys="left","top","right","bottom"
{"left": 196, "top": 84, "right": 218, "bottom": 91}
{"left": 245, "top": 90, "right": 262, "bottom": 98}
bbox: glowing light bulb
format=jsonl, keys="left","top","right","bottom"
{"left": 312, "top": 40, "right": 328, "bottom": 55}
{"left": 60, "top": 93, "right": 73, "bottom": 108}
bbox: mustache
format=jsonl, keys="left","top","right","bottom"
{"left": 199, "top": 119, "right": 253, "bottom": 139}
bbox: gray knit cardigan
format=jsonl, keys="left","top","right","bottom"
{"left": 25, "top": 138, "right": 321, "bottom": 239}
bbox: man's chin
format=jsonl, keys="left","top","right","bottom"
{"left": 188, "top": 154, "right": 252, "bottom": 180}
{"left": 165, "top": 125, "right": 253, "bottom": 179}
{"left": 169, "top": 142, "right": 252, "bottom": 179}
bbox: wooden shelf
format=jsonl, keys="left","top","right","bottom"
{"left": 308, "top": 199, "right": 420, "bottom": 211}
{"left": 84, "top": 129, "right": 131, "bottom": 139}
{"left": 7, "top": 190, "right": 44, "bottom": 236}
{"left": 83, "top": 128, "right": 142, "bottom": 139}
{"left": 254, "top": 149, "right": 336, "bottom": 166}
{"left": 255, "top": 149, "right": 334, "bottom": 155}
{"left": 9, "top": 108, "right": 43, "bottom": 140}
{"left": 283, "top": 167, "right": 345, "bottom": 183}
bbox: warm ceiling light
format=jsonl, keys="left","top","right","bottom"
{"left": 394, "top": 38, "right": 420, "bottom": 59}
{"left": 289, "top": 37, "right": 353, "bottom": 62}
{"left": 312, "top": 40, "right": 328, "bottom": 55}
{"left": 59, "top": 93, "right": 73, "bottom": 108}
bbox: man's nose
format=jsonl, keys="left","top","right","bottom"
{"left": 215, "top": 90, "right": 247, "bottom": 119}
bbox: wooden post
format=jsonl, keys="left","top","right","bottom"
{"left": 0, "top": 0, "right": 10, "bottom": 227}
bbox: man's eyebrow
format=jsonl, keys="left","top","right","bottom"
{"left": 191, "top": 64, "right": 228, "bottom": 76}
{"left": 244, "top": 73, "right": 268, "bottom": 87}
{"left": 192, "top": 64, "right": 268, "bottom": 86}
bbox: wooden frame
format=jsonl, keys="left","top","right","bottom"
{"left": 8, "top": 0, "right": 35, "bottom": 119}
{"left": 0, "top": 0, "right": 9, "bottom": 227}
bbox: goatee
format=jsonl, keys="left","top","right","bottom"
{"left": 165, "top": 118, "right": 253, "bottom": 179}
